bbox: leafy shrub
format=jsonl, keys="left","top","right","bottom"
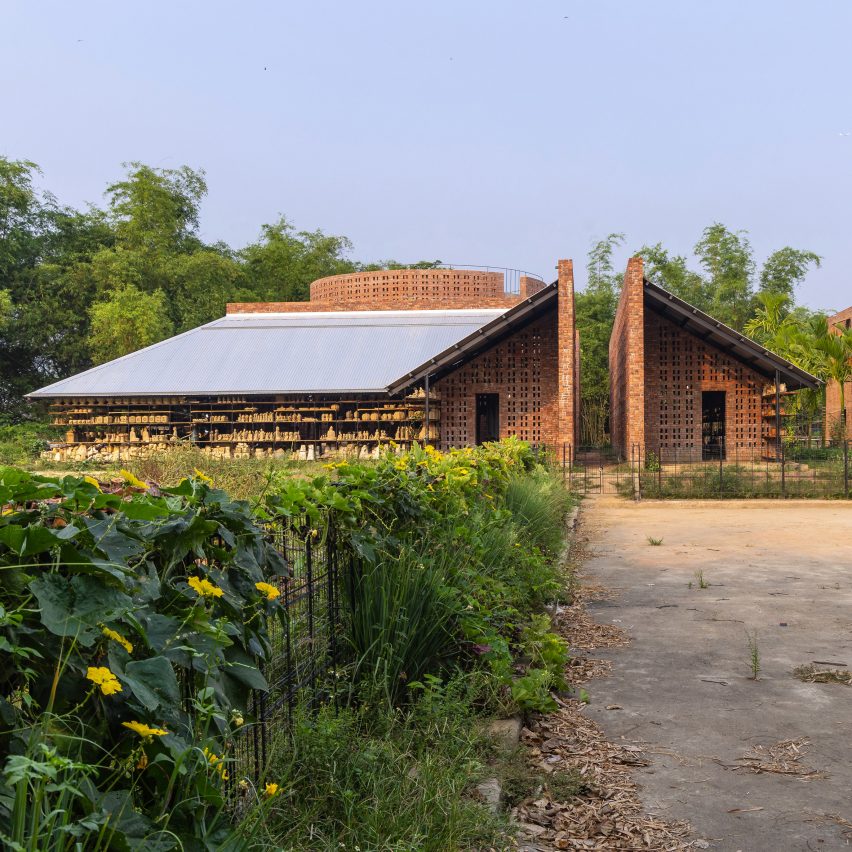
{"left": 0, "top": 422, "right": 64, "bottom": 467}
{"left": 0, "top": 469, "right": 287, "bottom": 850}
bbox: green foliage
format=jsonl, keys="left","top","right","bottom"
{"left": 347, "top": 549, "right": 459, "bottom": 707}
{"left": 0, "top": 422, "right": 63, "bottom": 465}
{"left": 88, "top": 283, "right": 174, "bottom": 362}
{"left": 575, "top": 234, "right": 623, "bottom": 443}
{"left": 0, "top": 158, "right": 356, "bottom": 417}
{"left": 1, "top": 438, "right": 576, "bottom": 850}
{"left": 252, "top": 674, "right": 506, "bottom": 851}
{"left": 0, "top": 468, "right": 288, "bottom": 850}
{"left": 239, "top": 217, "right": 355, "bottom": 303}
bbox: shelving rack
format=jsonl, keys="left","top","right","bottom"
{"left": 46, "top": 391, "right": 440, "bottom": 462}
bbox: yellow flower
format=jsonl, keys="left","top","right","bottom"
{"left": 86, "top": 666, "right": 122, "bottom": 696}
{"left": 122, "top": 720, "right": 169, "bottom": 738}
{"left": 193, "top": 468, "right": 214, "bottom": 486}
{"left": 119, "top": 469, "right": 149, "bottom": 490}
{"left": 255, "top": 581, "right": 280, "bottom": 601}
{"left": 203, "top": 747, "right": 229, "bottom": 780}
{"left": 188, "top": 576, "right": 224, "bottom": 598}
{"left": 233, "top": 712, "right": 245, "bottom": 727}
{"left": 101, "top": 625, "right": 133, "bottom": 654}
{"left": 83, "top": 475, "right": 102, "bottom": 491}
{"left": 264, "top": 782, "right": 280, "bottom": 797}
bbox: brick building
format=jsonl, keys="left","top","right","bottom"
{"left": 608, "top": 257, "right": 820, "bottom": 463}
{"left": 30, "top": 264, "right": 580, "bottom": 462}
{"left": 824, "top": 306, "right": 852, "bottom": 441}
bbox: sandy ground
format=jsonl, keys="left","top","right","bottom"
{"left": 578, "top": 496, "right": 852, "bottom": 852}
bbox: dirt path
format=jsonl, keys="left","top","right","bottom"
{"left": 577, "top": 496, "right": 852, "bottom": 851}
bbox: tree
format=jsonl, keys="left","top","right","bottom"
{"left": 106, "top": 163, "right": 206, "bottom": 253}
{"left": 575, "top": 234, "right": 623, "bottom": 444}
{"left": 637, "top": 243, "right": 709, "bottom": 308}
{"left": 88, "top": 284, "right": 173, "bottom": 364}
{"left": 693, "top": 223, "right": 755, "bottom": 329}
{"left": 758, "top": 248, "right": 821, "bottom": 299}
{"left": 239, "top": 217, "right": 355, "bottom": 302}
{"left": 744, "top": 291, "right": 794, "bottom": 345}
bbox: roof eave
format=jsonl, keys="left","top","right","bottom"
{"left": 643, "top": 280, "right": 822, "bottom": 390}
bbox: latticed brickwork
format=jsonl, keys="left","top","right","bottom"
{"left": 610, "top": 256, "right": 772, "bottom": 462}
{"left": 644, "top": 307, "right": 766, "bottom": 461}
{"left": 436, "top": 311, "right": 559, "bottom": 448}
{"left": 310, "top": 269, "right": 511, "bottom": 306}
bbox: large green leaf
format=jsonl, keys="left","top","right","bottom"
{"left": 121, "top": 656, "right": 180, "bottom": 712}
{"left": 223, "top": 647, "right": 268, "bottom": 691}
{"left": 30, "top": 574, "right": 132, "bottom": 645}
{"left": 0, "top": 524, "right": 62, "bottom": 556}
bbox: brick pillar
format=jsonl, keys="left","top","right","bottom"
{"left": 608, "top": 257, "right": 645, "bottom": 458}
{"left": 557, "top": 259, "right": 577, "bottom": 452}
{"left": 626, "top": 257, "right": 645, "bottom": 455}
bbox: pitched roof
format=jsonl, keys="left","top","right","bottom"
{"left": 27, "top": 309, "right": 507, "bottom": 398}
{"left": 643, "top": 280, "right": 821, "bottom": 389}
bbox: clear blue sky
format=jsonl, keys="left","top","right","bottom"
{"left": 3, "top": 0, "right": 850, "bottom": 310}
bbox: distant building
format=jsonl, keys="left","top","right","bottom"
{"left": 29, "top": 265, "right": 580, "bottom": 462}
{"left": 608, "top": 257, "right": 820, "bottom": 463}
{"left": 825, "top": 306, "right": 852, "bottom": 441}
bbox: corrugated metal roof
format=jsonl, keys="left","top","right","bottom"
{"left": 27, "top": 309, "right": 507, "bottom": 397}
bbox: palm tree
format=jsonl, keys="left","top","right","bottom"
{"left": 744, "top": 292, "right": 794, "bottom": 345}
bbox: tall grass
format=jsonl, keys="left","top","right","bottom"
{"left": 504, "top": 468, "right": 573, "bottom": 556}
{"left": 347, "top": 548, "right": 459, "bottom": 706}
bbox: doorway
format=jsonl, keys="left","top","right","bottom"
{"left": 701, "top": 391, "right": 726, "bottom": 460}
{"left": 475, "top": 394, "right": 499, "bottom": 444}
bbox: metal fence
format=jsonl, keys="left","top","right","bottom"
{"left": 561, "top": 441, "right": 852, "bottom": 500}
{"left": 232, "top": 511, "right": 358, "bottom": 786}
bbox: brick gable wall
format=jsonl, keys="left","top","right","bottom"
{"left": 644, "top": 306, "right": 767, "bottom": 462}
{"left": 436, "top": 310, "right": 559, "bottom": 448}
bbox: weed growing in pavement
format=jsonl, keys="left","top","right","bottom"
{"left": 694, "top": 569, "right": 709, "bottom": 589}
{"left": 647, "top": 536, "right": 663, "bottom": 546}
{"left": 746, "top": 630, "right": 761, "bottom": 680}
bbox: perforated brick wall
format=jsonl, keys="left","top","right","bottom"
{"left": 610, "top": 257, "right": 772, "bottom": 462}
{"left": 309, "top": 269, "right": 515, "bottom": 305}
{"left": 436, "top": 310, "right": 559, "bottom": 448}
{"left": 644, "top": 306, "right": 766, "bottom": 461}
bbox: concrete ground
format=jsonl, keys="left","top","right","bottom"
{"left": 578, "top": 496, "right": 852, "bottom": 852}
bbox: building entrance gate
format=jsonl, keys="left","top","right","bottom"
{"left": 702, "top": 391, "right": 726, "bottom": 460}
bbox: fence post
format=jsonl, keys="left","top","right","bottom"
{"left": 844, "top": 440, "right": 849, "bottom": 497}
{"left": 780, "top": 444, "right": 786, "bottom": 497}
{"left": 562, "top": 442, "right": 566, "bottom": 484}
{"left": 719, "top": 440, "right": 724, "bottom": 499}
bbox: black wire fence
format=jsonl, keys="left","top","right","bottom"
{"left": 232, "top": 511, "right": 359, "bottom": 789}
{"left": 561, "top": 440, "right": 852, "bottom": 500}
